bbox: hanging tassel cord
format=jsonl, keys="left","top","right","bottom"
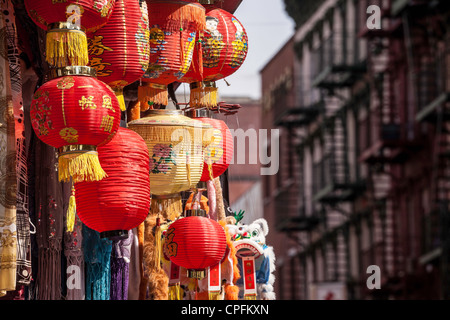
{"left": 46, "top": 28, "right": 88, "bottom": 67}
{"left": 66, "top": 184, "right": 76, "bottom": 232}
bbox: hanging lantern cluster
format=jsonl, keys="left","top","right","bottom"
{"left": 181, "top": 6, "right": 249, "bottom": 109}
{"left": 138, "top": 0, "right": 206, "bottom": 109}
{"left": 87, "top": 0, "right": 151, "bottom": 111}
{"left": 186, "top": 109, "right": 233, "bottom": 181}
{"left": 74, "top": 127, "right": 151, "bottom": 239}
{"left": 25, "top": 0, "right": 116, "bottom": 67}
{"left": 30, "top": 66, "right": 121, "bottom": 183}
{"left": 21, "top": 0, "right": 258, "bottom": 302}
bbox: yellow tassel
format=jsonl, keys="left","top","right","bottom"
{"left": 187, "top": 279, "right": 196, "bottom": 292}
{"left": 115, "top": 88, "right": 126, "bottom": 112}
{"left": 190, "top": 85, "right": 218, "bottom": 109}
{"left": 138, "top": 83, "right": 168, "bottom": 109}
{"left": 153, "top": 216, "right": 161, "bottom": 270}
{"left": 66, "top": 186, "right": 76, "bottom": 233}
{"left": 58, "top": 151, "right": 107, "bottom": 183}
{"left": 168, "top": 284, "right": 183, "bottom": 300}
{"left": 244, "top": 294, "right": 257, "bottom": 300}
{"left": 46, "top": 28, "right": 88, "bottom": 67}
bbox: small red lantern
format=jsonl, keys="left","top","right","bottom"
{"left": 30, "top": 67, "right": 121, "bottom": 183}
{"left": 164, "top": 214, "right": 227, "bottom": 279}
{"left": 181, "top": 7, "right": 248, "bottom": 108}
{"left": 74, "top": 127, "right": 151, "bottom": 239}
{"left": 25, "top": 0, "right": 116, "bottom": 67}
{"left": 187, "top": 109, "right": 233, "bottom": 181}
{"left": 138, "top": 0, "right": 206, "bottom": 109}
{"left": 87, "top": 0, "right": 150, "bottom": 112}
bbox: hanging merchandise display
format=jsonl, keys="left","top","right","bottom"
{"left": 24, "top": 0, "right": 116, "bottom": 67}
{"left": 1, "top": 0, "right": 263, "bottom": 302}
{"left": 180, "top": 6, "right": 248, "bottom": 109}
{"left": 87, "top": 0, "right": 150, "bottom": 111}
{"left": 186, "top": 109, "right": 233, "bottom": 181}
{"left": 30, "top": 66, "right": 121, "bottom": 183}
{"left": 163, "top": 212, "right": 227, "bottom": 280}
{"left": 138, "top": 0, "right": 206, "bottom": 109}
{"left": 74, "top": 127, "right": 151, "bottom": 240}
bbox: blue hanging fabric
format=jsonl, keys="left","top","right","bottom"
{"left": 82, "top": 225, "right": 112, "bottom": 300}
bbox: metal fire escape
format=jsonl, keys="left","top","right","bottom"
{"left": 412, "top": 15, "right": 450, "bottom": 300}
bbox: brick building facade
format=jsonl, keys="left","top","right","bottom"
{"left": 261, "top": 0, "right": 450, "bottom": 299}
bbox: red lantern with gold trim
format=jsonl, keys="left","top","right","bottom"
{"left": 187, "top": 109, "right": 233, "bottom": 181}
{"left": 181, "top": 7, "right": 248, "bottom": 108}
{"left": 87, "top": 0, "right": 150, "bottom": 112}
{"left": 137, "top": 0, "right": 206, "bottom": 109}
{"left": 25, "top": 0, "right": 116, "bottom": 67}
{"left": 164, "top": 214, "right": 227, "bottom": 279}
{"left": 74, "top": 127, "right": 151, "bottom": 240}
{"left": 30, "top": 66, "right": 121, "bottom": 183}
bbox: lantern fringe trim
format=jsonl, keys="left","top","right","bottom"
{"left": 58, "top": 151, "right": 107, "bottom": 183}
{"left": 208, "top": 291, "right": 221, "bottom": 300}
{"left": 190, "top": 85, "right": 218, "bottom": 109}
{"left": 46, "top": 27, "right": 88, "bottom": 67}
{"left": 168, "top": 284, "right": 183, "bottom": 300}
{"left": 138, "top": 83, "right": 168, "bottom": 108}
{"left": 114, "top": 88, "right": 127, "bottom": 112}
{"left": 149, "top": 1, "right": 206, "bottom": 32}
{"left": 150, "top": 194, "right": 182, "bottom": 221}
{"left": 66, "top": 186, "right": 76, "bottom": 232}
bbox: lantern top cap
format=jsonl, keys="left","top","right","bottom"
{"left": 48, "top": 66, "right": 97, "bottom": 80}
{"left": 184, "top": 209, "right": 207, "bottom": 217}
{"left": 58, "top": 145, "right": 97, "bottom": 155}
{"left": 185, "top": 108, "right": 211, "bottom": 118}
{"left": 48, "top": 22, "right": 86, "bottom": 33}
{"left": 190, "top": 81, "right": 216, "bottom": 90}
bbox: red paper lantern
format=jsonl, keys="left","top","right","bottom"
{"left": 87, "top": 0, "right": 150, "bottom": 112}
{"left": 187, "top": 110, "right": 233, "bottom": 181}
{"left": 164, "top": 215, "right": 227, "bottom": 279}
{"left": 25, "top": 0, "right": 116, "bottom": 67}
{"left": 137, "top": 0, "right": 206, "bottom": 109}
{"left": 30, "top": 67, "right": 121, "bottom": 183}
{"left": 74, "top": 127, "right": 151, "bottom": 239}
{"left": 181, "top": 7, "right": 248, "bottom": 108}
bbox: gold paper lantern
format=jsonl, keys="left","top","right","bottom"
{"left": 128, "top": 109, "right": 209, "bottom": 220}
